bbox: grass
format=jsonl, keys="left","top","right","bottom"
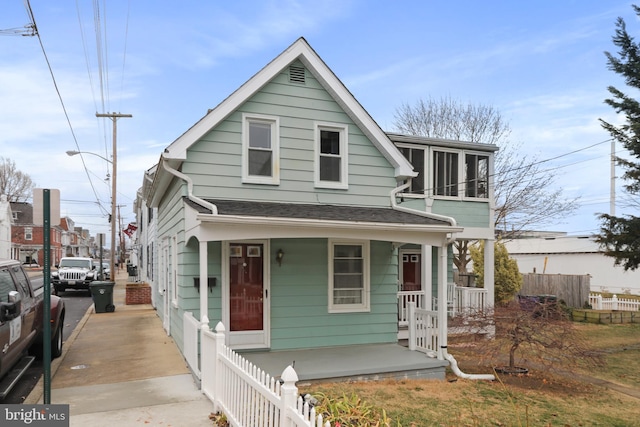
{"left": 299, "top": 323, "right": 640, "bottom": 426}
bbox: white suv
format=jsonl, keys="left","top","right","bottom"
{"left": 51, "top": 257, "right": 98, "bottom": 295}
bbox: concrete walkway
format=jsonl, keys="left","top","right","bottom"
{"left": 26, "top": 268, "right": 215, "bottom": 426}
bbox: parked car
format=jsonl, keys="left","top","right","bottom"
{"left": 51, "top": 257, "right": 98, "bottom": 295}
{"left": 92, "top": 260, "right": 110, "bottom": 280}
{"left": 0, "top": 258, "right": 65, "bottom": 399}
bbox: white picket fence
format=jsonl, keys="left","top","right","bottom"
{"left": 184, "top": 311, "right": 201, "bottom": 379}
{"left": 407, "top": 302, "right": 438, "bottom": 356}
{"left": 201, "top": 321, "right": 330, "bottom": 427}
{"left": 589, "top": 294, "right": 640, "bottom": 311}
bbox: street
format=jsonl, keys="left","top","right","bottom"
{"left": 1, "top": 277, "right": 93, "bottom": 404}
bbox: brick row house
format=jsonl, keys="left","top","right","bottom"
{"left": 8, "top": 201, "right": 97, "bottom": 266}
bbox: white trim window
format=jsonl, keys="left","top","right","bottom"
{"left": 433, "top": 150, "right": 459, "bottom": 197}
{"left": 242, "top": 113, "right": 280, "bottom": 185}
{"left": 398, "top": 146, "right": 426, "bottom": 194}
{"left": 465, "top": 153, "right": 489, "bottom": 198}
{"left": 24, "top": 227, "right": 33, "bottom": 241}
{"left": 315, "top": 122, "right": 348, "bottom": 189}
{"left": 328, "top": 240, "right": 370, "bottom": 313}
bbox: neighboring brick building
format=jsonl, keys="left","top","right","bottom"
{"left": 9, "top": 201, "right": 63, "bottom": 266}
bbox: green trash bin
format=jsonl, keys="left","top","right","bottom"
{"left": 90, "top": 281, "right": 115, "bottom": 313}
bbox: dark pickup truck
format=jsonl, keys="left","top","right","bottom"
{"left": 0, "top": 259, "right": 65, "bottom": 399}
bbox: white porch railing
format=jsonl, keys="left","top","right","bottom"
{"left": 407, "top": 302, "right": 438, "bottom": 356}
{"left": 201, "top": 321, "right": 330, "bottom": 427}
{"left": 454, "top": 286, "right": 489, "bottom": 315}
{"left": 184, "top": 311, "right": 201, "bottom": 379}
{"left": 589, "top": 294, "right": 640, "bottom": 311}
{"left": 430, "top": 284, "right": 488, "bottom": 318}
{"left": 397, "top": 291, "right": 427, "bottom": 326}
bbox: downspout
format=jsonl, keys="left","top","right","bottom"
{"left": 393, "top": 181, "right": 493, "bottom": 380}
{"left": 441, "top": 233, "right": 495, "bottom": 381}
{"left": 160, "top": 157, "right": 218, "bottom": 215}
{"left": 444, "top": 350, "right": 495, "bottom": 381}
{"left": 390, "top": 181, "right": 457, "bottom": 226}
{"left": 160, "top": 157, "right": 216, "bottom": 325}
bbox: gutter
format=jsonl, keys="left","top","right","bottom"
{"left": 160, "top": 157, "right": 218, "bottom": 215}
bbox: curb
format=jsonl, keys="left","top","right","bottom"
{"left": 24, "top": 303, "right": 95, "bottom": 404}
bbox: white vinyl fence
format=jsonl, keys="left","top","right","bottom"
{"left": 590, "top": 294, "right": 640, "bottom": 311}
{"left": 201, "top": 321, "right": 330, "bottom": 427}
{"left": 183, "top": 311, "right": 201, "bottom": 379}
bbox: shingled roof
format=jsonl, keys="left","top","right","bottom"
{"left": 184, "top": 197, "right": 451, "bottom": 227}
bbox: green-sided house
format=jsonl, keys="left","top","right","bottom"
{"left": 136, "top": 37, "right": 496, "bottom": 383}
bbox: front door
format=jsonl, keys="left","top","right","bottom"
{"left": 401, "top": 252, "right": 422, "bottom": 292}
{"left": 226, "top": 241, "right": 269, "bottom": 349}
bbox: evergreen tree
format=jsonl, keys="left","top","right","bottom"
{"left": 597, "top": 5, "right": 640, "bottom": 270}
{"left": 470, "top": 240, "right": 522, "bottom": 304}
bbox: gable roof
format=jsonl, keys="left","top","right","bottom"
{"left": 161, "top": 37, "right": 415, "bottom": 180}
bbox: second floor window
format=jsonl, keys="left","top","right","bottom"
{"left": 315, "top": 123, "right": 348, "bottom": 189}
{"left": 399, "top": 147, "right": 425, "bottom": 194}
{"left": 242, "top": 114, "right": 279, "bottom": 185}
{"left": 465, "top": 154, "right": 489, "bottom": 198}
{"left": 433, "top": 151, "right": 459, "bottom": 197}
{"left": 24, "top": 227, "right": 33, "bottom": 241}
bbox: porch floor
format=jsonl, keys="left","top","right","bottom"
{"left": 238, "top": 342, "right": 448, "bottom": 384}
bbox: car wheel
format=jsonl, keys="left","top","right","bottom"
{"left": 51, "top": 321, "right": 63, "bottom": 359}
{"left": 53, "top": 286, "right": 62, "bottom": 296}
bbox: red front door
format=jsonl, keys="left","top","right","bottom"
{"left": 229, "top": 243, "right": 264, "bottom": 332}
{"left": 402, "top": 253, "right": 421, "bottom": 292}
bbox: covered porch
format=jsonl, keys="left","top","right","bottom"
{"left": 239, "top": 342, "right": 448, "bottom": 383}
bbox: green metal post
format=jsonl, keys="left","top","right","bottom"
{"left": 43, "top": 189, "right": 51, "bottom": 403}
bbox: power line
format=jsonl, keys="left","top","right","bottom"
{"left": 25, "top": 0, "right": 109, "bottom": 219}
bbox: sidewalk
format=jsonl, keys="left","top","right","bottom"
{"left": 26, "top": 268, "right": 214, "bottom": 426}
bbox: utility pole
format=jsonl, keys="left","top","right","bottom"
{"left": 96, "top": 112, "right": 132, "bottom": 281}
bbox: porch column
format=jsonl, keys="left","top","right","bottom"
{"left": 437, "top": 242, "right": 448, "bottom": 360}
{"left": 422, "top": 245, "right": 432, "bottom": 309}
{"left": 484, "top": 239, "right": 495, "bottom": 307}
{"left": 199, "top": 239, "right": 209, "bottom": 324}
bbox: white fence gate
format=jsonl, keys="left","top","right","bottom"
{"left": 201, "top": 321, "right": 330, "bottom": 427}
{"left": 407, "top": 302, "right": 438, "bottom": 357}
{"left": 589, "top": 294, "right": 640, "bottom": 311}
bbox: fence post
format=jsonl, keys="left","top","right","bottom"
{"left": 408, "top": 302, "right": 416, "bottom": 351}
{"left": 612, "top": 295, "right": 618, "bottom": 311}
{"left": 279, "top": 365, "right": 299, "bottom": 427}
{"left": 213, "top": 322, "right": 226, "bottom": 411}
{"left": 596, "top": 295, "right": 602, "bottom": 310}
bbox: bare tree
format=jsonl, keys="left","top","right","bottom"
{"left": 0, "top": 157, "right": 36, "bottom": 202}
{"left": 393, "top": 97, "right": 579, "bottom": 271}
{"left": 452, "top": 300, "right": 604, "bottom": 374}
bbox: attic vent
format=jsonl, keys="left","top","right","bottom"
{"left": 289, "top": 65, "right": 306, "bottom": 84}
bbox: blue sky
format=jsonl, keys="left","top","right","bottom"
{"left": 0, "top": 0, "right": 636, "bottom": 243}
